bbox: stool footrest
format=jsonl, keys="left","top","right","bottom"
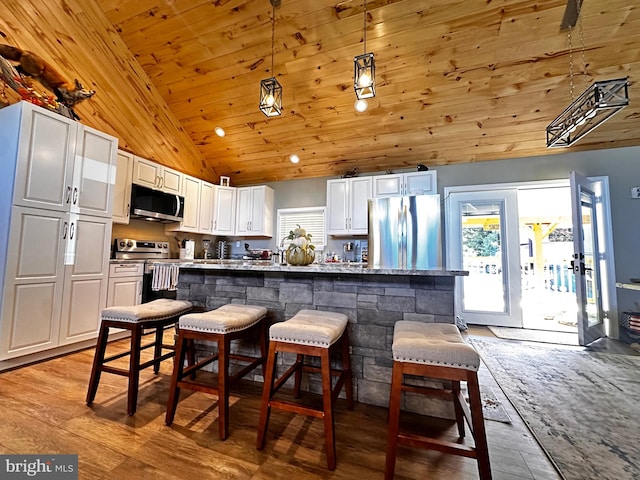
{"left": 269, "top": 399, "right": 325, "bottom": 419}
{"left": 397, "top": 432, "right": 477, "bottom": 459}
{"left": 139, "top": 351, "right": 174, "bottom": 370}
{"left": 99, "top": 365, "right": 130, "bottom": 377}
{"left": 403, "top": 383, "right": 453, "bottom": 399}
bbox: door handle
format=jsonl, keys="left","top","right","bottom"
{"left": 570, "top": 260, "right": 587, "bottom": 275}
{"left": 66, "top": 186, "right": 72, "bottom": 204}
{"left": 72, "top": 187, "right": 78, "bottom": 205}
{"left": 63, "top": 221, "right": 68, "bottom": 239}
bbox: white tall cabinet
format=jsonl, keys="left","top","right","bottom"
{"left": 0, "top": 101, "right": 117, "bottom": 361}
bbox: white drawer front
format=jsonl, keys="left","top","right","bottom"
{"left": 109, "top": 263, "right": 144, "bottom": 278}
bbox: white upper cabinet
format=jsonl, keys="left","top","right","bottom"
{"left": 165, "top": 175, "right": 200, "bottom": 233}
{"left": 11, "top": 102, "right": 117, "bottom": 217}
{"left": 112, "top": 150, "right": 134, "bottom": 224}
{"left": 235, "top": 185, "right": 274, "bottom": 237}
{"left": 326, "top": 177, "right": 372, "bottom": 235}
{"left": 212, "top": 185, "right": 236, "bottom": 235}
{"left": 198, "top": 181, "right": 215, "bottom": 235}
{"left": 372, "top": 171, "right": 437, "bottom": 197}
{"left": 132, "top": 156, "right": 183, "bottom": 195}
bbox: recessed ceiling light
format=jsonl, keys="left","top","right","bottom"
{"left": 289, "top": 154, "right": 300, "bottom": 164}
{"left": 215, "top": 127, "right": 225, "bottom": 137}
{"left": 354, "top": 98, "right": 368, "bottom": 112}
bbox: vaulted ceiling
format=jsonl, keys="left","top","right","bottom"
{"left": 1, "top": 0, "right": 638, "bottom": 185}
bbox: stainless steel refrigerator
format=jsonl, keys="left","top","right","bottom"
{"left": 368, "top": 195, "right": 442, "bottom": 269}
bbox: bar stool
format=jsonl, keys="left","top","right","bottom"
{"left": 256, "top": 309, "right": 353, "bottom": 470}
{"left": 165, "top": 304, "right": 268, "bottom": 440}
{"left": 385, "top": 321, "right": 492, "bottom": 480}
{"left": 86, "top": 298, "right": 193, "bottom": 415}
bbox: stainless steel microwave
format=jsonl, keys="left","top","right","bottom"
{"left": 130, "top": 184, "right": 184, "bottom": 222}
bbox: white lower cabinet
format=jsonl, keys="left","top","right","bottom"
{"left": 107, "top": 263, "right": 143, "bottom": 307}
{"left": 58, "top": 215, "right": 112, "bottom": 346}
{"left": 0, "top": 207, "right": 112, "bottom": 359}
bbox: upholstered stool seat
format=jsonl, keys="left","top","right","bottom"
{"left": 165, "top": 304, "right": 268, "bottom": 440}
{"left": 385, "top": 321, "right": 491, "bottom": 479}
{"left": 86, "top": 298, "right": 193, "bottom": 415}
{"left": 256, "top": 309, "right": 353, "bottom": 470}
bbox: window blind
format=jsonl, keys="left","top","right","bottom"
{"left": 277, "top": 207, "right": 326, "bottom": 250}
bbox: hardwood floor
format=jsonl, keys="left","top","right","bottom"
{"left": 0, "top": 328, "right": 562, "bottom": 480}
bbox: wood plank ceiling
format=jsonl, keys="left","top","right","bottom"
{"left": 1, "top": 0, "right": 638, "bottom": 185}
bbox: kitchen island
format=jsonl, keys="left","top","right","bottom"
{"left": 168, "top": 260, "right": 467, "bottom": 418}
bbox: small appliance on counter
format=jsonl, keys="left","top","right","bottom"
{"left": 202, "top": 239, "right": 212, "bottom": 259}
{"left": 180, "top": 239, "right": 195, "bottom": 260}
{"left": 216, "top": 240, "right": 229, "bottom": 259}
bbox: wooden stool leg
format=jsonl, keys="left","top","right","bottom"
{"left": 165, "top": 333, "right": 187, "bottom": 426}
{"left": 468, "top": 372, "right": 492, "bottom": 480}
{"left": 218, "top": 335, "right": 231, "bottom": 440}
{"left": 452, "top": 380, "right": 466, "bottom": 438}
{"left": 153, "top": 324, "right": 164, "bottom": 374}
{"left": 127, "top": 324, "right": 143, "bottom": 416}
{"left": 258, "top": 319, "right": 268, "bottom": 377}
{"left": 321, "top": 348, "right": 337, "bottom": 470}
{"left": 384, "top": 361, "right": 404, "bottom": 480}
{"left": 341, "top": 330, "right": 354, "bottom": 410}
{"left": 293, "top": 353, "right": 304, "bottom": 398}
{"left": 86, "top": 323, "right": 111, "bottom": 405}
{"left": 257, "top": 342, "right": 278, "bottom": 449}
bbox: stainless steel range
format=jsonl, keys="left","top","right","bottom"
{"left": 113, "top": 238, "right": 170, "bottom": 261}
{"left": 112, "top": 238, "right": 173, "bottom": 302}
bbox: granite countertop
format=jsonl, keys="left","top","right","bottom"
{"left": 149, "top": 259, "right": 468, "bottom": 276}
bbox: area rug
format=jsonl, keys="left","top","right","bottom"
{"left": 470, "top": 337, "right": 640, "bottom": 480}
{"left": 479, "top": 385, "right": 512, "bottom": 424}
{"left": 488, "top": 326, "right": 579, "bottom": 346}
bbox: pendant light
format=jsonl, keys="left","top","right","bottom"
{"left": 546, "top": 4, "right": 629, "bottom": 148}
{"left": 354, "top": 0, "right": 375, "bottom": 100}
{"left": 259, "top": 0, "right": 282, "bottom": 117}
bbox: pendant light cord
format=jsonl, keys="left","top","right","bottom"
{"left": 363, "top": 0, "right": 367, "bottom": 55}
{"left": 271, "top": 3, "right": 275, "bottom": 76}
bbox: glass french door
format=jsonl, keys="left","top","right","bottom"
{"left": 570, "top": 172, "right": 606, "bottom": 345}
{"left": 446, "top": 189, "right": 522, "bottom": 327}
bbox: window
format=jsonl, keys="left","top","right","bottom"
{"left": 277, "top": 207, "right": 326, "bottom": 251}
